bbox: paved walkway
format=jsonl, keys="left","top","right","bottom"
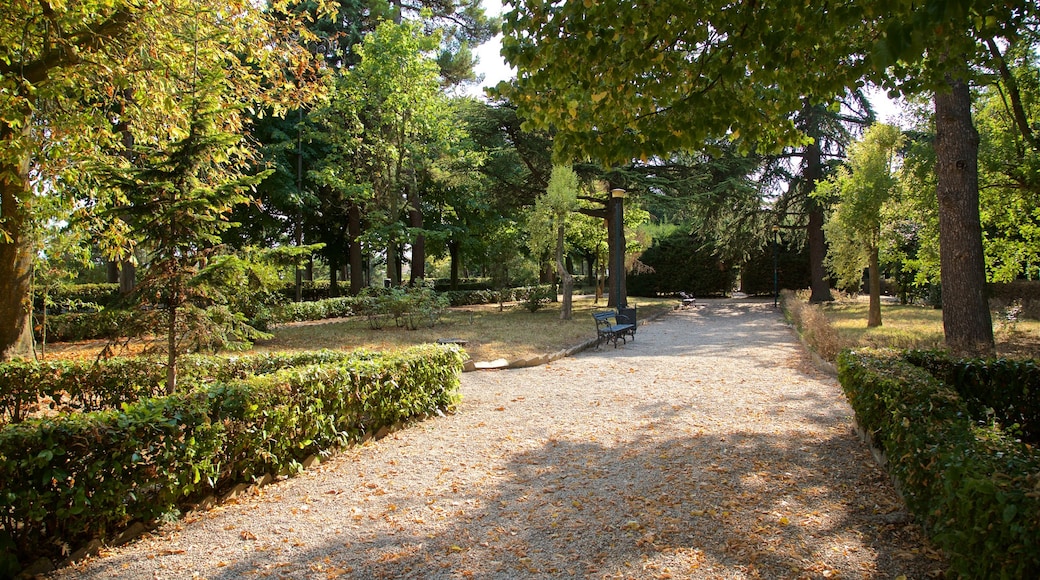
{"left": 54, "top": 300, "right": 943, "bottom": 579}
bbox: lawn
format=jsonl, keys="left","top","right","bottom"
{"left": 255, "top": 296, "right": 675, "bottom": 363}
{"left": 819, "top": 299, "right": 1040, "bottom": 359}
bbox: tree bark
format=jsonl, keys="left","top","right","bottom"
{"left": 119, "top": 260, "right": 135, "bottom": 295}
{"left": 556, "top": 221, "right": 573, "bottom": 319}
{"left": 0, "top": 119, "right": 36, "bottom": 361}
{"left": 802, "top": 110, "right": 833, "bottom": 303}
{"left": 934, "top": 74, "right": 995, "bottom": 356}
{"left": 408, "top": 189, "right": 425, "bottom": 283}
{"left": 348, "top": 203, "right": 364, "bottom": 294}
{"left": 449, "top": 238, "right": 460, "bottom": 290}
{"left": 606, "top": 196, "right": 627, "bottom": 308}
{"left": 867, "top": 247, "right": 882, "bottom": 328}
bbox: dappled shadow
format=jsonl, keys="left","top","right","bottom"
{"left": 55, "top": 296, "right": 944, "bottom": 580}
{"left": 139, "top": 427, "right": 940, "bottom": 579}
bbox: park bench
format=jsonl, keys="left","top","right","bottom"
{"left": 593, "top": 306, "right": 637, "bottom": 349}
{"left": 678, "top": 292, "right": 697, "bottom": 310}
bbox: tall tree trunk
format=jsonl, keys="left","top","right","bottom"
{"left": 294, "top": 222, "right": 304, "bottom": 302}
{"left": 119, "top": 261, "right": 135, "bottom": 295}
{"left": 605, "top": 196, "right": 627, "bottom": 308}
{"left": 329, "top": 256, "right": 339, "bottom": 296}
{"left": 348, "top": 203, "right": 364, "bottom": 294}
{"left": 449, "top": 238, "right": 460, "bottom": 290}
{"left": 408, "top": 188, "right": 425, "bottom": 283}
{"left": 934, "top": 74, "right": 995, "bottom": 356}
{"left": 107, "top": 261, "right": 120, "bottom": 283}
{"left": 166, "top": 286, "right": 179, "bottom": 395}
{"left": 867, "top": 246, "right": 882, "bottom": 328}
{"left": 802, "top": 106, "right": 833, "bottom": 303}
{"left": 556, "top": 221, "right": 573, "bottom": 319}
{"left": 0, "top": 119, "right": 36, "bottom": 361}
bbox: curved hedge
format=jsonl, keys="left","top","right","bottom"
{"left": 0, "top": 345, "right": 464, "bottom": 575}
{"left": 837, "top": 349, "right": 1040, "bottom": 578}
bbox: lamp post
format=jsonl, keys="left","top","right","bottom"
{"left": 772, "top": 224, "right": 780, "bottom": 308}
{"left": 611, "top": 188, "right": 627, "bottom": 309}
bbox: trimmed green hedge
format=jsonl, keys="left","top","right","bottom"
{"left": 903, "top": 351, "right": 1040, "bottom": 443}
{"left": 33, "top": 283, "right": 121, "bottom": 313}
{"left": 0, "top": 345, "right": 463, "bottom": 574}
{"left": 0, "top": 351, "right": 366, "bottom": 425}
{"left": 837, "top": 349, "right": 1040, "bottom": 578}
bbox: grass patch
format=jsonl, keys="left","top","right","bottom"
{"left": 256, "top": 296, "right": 674, "bottom": 362}
{"left": 786, "top": 291, "right": 1040, "bottom": 361}
{"left": 45, "top": 296, "right": 675, "bottom": 363}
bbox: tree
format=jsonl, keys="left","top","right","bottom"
{"left": 0, "top": 0, "right": 319, "bottom": 360}
{"left": 818, "top": 124, "right": 904, "bottom": 327}
{"left": 312, "top": 19, "right": 459, "bottom": 288}
{"left": 531, "top": 165, "right": 580, "bottom": 319}
{"left": 1, "top": 3, "right": 137, "bottom": 359}
{"left": 93, "top": 2, "right": 292, "bottom": 393}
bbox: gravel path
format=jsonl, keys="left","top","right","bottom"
{"left": 52, "top": 300, "right": 944, "bottom": 579}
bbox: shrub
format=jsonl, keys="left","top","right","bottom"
{"left": 519, "top": 285, "right": 555, "bottom": 312}
{"left": 838, "top": 349, "right": 1040, "bottom": 578}
{"left": 780, "top": 290, "right": 854, "bottom": 361}
{"left": 0, "top": 345, "right": 464, "bottom": 573}
{"left": 0, "top": 351, "right": 366, "bottom": 425}
{"left": 38, "top": 309, "right": 135, "bottom": 343}
{"left": 267, "top": 296, "right": 362, "bottom": 325}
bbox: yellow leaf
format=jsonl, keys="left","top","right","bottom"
{"left": 592, "top": 92, "right": 608, "bottom": 103}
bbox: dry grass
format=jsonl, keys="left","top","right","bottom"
{"left": 256, "top": 296, "right": 674, "bottom": 362}
{"left": 44, "top": 296, "right": 676, "bottom": 363}
{"left": 784, "top": 291, "right": 1040, "bottom": 361}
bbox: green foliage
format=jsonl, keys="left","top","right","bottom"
{"left": 741, "top": 241, "right": 812, "bottom": 297}
{"left": 33, "top": 284, "right": 121, "bottom": 313}
{"left": 976, "top": 44, "right": 1040, "bottom": 283}
{"left": 355, "top": 284, "right": 450, "bottom": 331}
{"left": 837, "top": 349, "right": 1040, "bottom": 578}
{"left": 818, "top": 123, "right": 905, "bottom": 290}
{"left": 0, "top": 345, "right": 464, "bottom": 570}
{"left": 37, "top": 309, "right": 135, "bottom": 343}
{"left": 903, "top": 350, "right": 1040, "bottom": 443}
{"left": 627, "top": 231, "right": 734, "bottom": 297}
{"left": 519, "top": 285, "right": 555, "bottom": 312}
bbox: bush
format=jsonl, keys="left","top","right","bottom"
{"left": 267, "top": 296, "right": 363, "bottom": 325}
{"left": 519, "top": 285, "right": 555, "bottom": 312}
{"left": 780, "top": 290, "right": 854, "bottom": 362}
{"left": 0, "top": 351, "right": 366, "bottom": 425}
{"left": 38, "top": 309, "right": 135, "bottom": 342}
{"left": 0, "top": 345, "right": 464, "bottom": 573}
{"left": 838, "top": 349, "right": 1040, "bottom": 578}
{"left": 902, "top": 350, "right": 1040, "bottom": 444}
{"left": 33, "top": 283, "right": 121, "bottom": 313}
{"left": 740, "top": 240, "right": 812, "bottom": 296}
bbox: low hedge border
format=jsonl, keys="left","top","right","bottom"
{"left": 837, "top": 349, "right": 1040, "bottom": 578}
{"left": 0, "top": 344, "right": 464, "bottom": 575}
{"left": 0, "top": 350, "right": 364, "bottom": 425}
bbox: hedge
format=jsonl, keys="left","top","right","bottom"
{"left": 837, "top": 349, "right": 1040, "bottom": 578}
{"left": 903, "top": 351, "right": 1040, "bottom": 444}
{"left": 0, "top": 344, "right": 464, "bottom": 575}
{"left": 33, "top": 283, "right": 121, "bottom": 313}
{"left": 0, "top": 351, "right": 371, "bottom": 425}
